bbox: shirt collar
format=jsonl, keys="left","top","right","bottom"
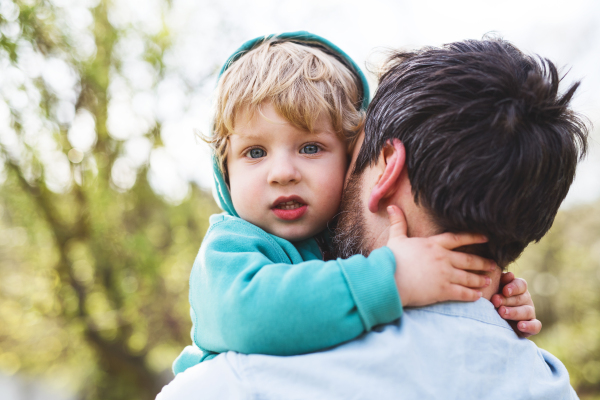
{"left": 409, "top": 298, "right": 515, "bottom": 332}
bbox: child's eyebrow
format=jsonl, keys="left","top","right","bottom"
{"left": 233, "top": 132, "right": 262, "bottom": 140}
{"left": 310, "top": 129, "right": 337, "bottom": 136}
{"left": 230, "top": 131, "right": 267, "bottom": 142}
{"left": 306, "top": 129, "right": 338, "bottom": 139}
{"left": 232, "top": 129, "right": 337, "bottom": 141}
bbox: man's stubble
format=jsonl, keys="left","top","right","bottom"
{"left": 331, "top": 172, "right": 370, "bottom": 259}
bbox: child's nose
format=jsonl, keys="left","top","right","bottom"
{"left": 268, "top": 158, "right": 301, "bottom": 186}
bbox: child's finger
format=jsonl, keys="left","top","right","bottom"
{"left": 498, "top": 305, "right": 536, "bottom": 321}
{"left": 517, "top": 319, "right": 542, "bottom": 337}
{"left": 386, "top": 205, "right": 408, "bottom": 240}
{"left": 446, "top": 285, "right": 483, "bottom": 302}
{"left": 502, "top": 277, "right": 528, "bottom": 297}
{"left": 500, "top": 271, "right": 515, "bottom": 285}
{"left": 450, "top": 269, "right": 490, "bottom": 288}
{"left": 430, "top": 232, "right": 488, "bottom": 250}
{"left": 491, "top": 293, "right": 504, "bottom": 308}
{"left": 449, "top": 251, "right": 496, "bottom": 272}
{"left": 494, "top": 292, "right": 531, "bottom": 308}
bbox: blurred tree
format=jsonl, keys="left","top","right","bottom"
{"left": 0, "top": 0, "right": 218, "bottom": 399}
{"left": 518, "top": 200, "right": 600, "bottom": 400}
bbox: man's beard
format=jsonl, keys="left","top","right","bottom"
{"left": 331, "top": 172, "right": 370, "bottom": 259}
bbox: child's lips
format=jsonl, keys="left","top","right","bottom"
{"left": 271, "top": 196, "right": 307, "bottom": 220}
{"left": 272, "top": 204, "right": 308, "bottom": 220}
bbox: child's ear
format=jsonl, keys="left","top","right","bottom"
{"left": 367, "top": 139, "right": 406, "bottom": 213}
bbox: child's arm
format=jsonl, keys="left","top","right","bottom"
{"left": 190, "top": 218, "right": 400, "bottom": 356}
{"left": 190, "top": 214, "right": 493, "bottom": 357}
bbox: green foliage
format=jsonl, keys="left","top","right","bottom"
{"left": 517, "top": 201, "right": 600, "bottom": 399}
{"left": 0, "top": 0, "right": 219, "bottom": 398}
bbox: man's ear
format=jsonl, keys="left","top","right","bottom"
{"left": 367, "top": 139, "right": 406, "bottom": 213}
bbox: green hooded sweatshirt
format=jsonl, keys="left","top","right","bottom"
{"left": 173, "top": 31, "right": 402, "bottom": 375}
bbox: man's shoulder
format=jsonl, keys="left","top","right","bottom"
{"left": 157, "top": 352, "right": 248, "bottom": 400}
{"left": 159, "top": 300, "right": 577, "bottom": 400}
{"left": 235, "top": 299, "right": 575, "bottom": 400}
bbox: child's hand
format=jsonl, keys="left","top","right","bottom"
{"left": 491, "top": 272, "right": 541, "bottom": 337}
{"left": 386, "top": 205, "right": 496, "bottom": 307}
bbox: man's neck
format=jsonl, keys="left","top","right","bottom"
{"left": 480, "top": 269, "right": 501, "bottom": 300}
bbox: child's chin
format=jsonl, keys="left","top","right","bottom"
{"left": 276, "top": 228, "right": 318, "bottom": 243}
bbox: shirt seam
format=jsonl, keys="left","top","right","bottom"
{"left": 413, "top": 308, "right": 515, "bottom": 332}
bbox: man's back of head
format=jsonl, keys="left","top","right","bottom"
{"left": 353, "top": 37, "right": 589, "bottom": 267}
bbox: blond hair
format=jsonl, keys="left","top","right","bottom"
{"left": 209, "top": 38, "right": 366, "bottom": 175}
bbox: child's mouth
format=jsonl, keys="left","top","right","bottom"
{"left": 272, "top": 198, "right": 308, "bottom": 220}
{"left": 274, "top": 200, "right": 305, "bottom": 210}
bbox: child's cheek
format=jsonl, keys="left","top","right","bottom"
{"left": 229, "top": 167, "right": 263, "bottom": 222}
{"left": 317, "top": 169, "right": 345, "bottom": 221}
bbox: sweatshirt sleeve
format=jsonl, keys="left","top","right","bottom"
{"left": 189, "top": 219, "right": 402, "bottom": 357}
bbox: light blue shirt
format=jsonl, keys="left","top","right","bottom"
{"left": 157, "top": 299, "right": 577, "bottom": 400}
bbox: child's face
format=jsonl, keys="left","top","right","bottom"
{"left": 227, "top": 102, "right": 348, "bottom": 242}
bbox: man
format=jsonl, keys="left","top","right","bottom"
{"left": 157, "top": 38, "right": 588, "bottom": 399}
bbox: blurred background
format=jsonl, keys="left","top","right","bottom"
{"left": 0, "top": 0, "right": 598, "bottom": 399}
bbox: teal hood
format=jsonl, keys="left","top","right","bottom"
{"left": 211, "top": 31, "right": 370, "bottom": 216}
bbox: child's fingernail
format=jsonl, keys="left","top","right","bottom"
{"left": 387, "top": 206, "right": 395, "bottom": 215}
{"left": 478, "top": 291, "right": 483, "bottom": 298}
{"left": 485, "top": 277, "right": 491, "bottom": 286}
{"left": 519, "top": 322, "right": 526, "bottom": 330}
{"left": 504, "top": 308, "right": 509, "bottom": 316}
{"left": 507, "top": 287, "right": 512, "bottom": 296}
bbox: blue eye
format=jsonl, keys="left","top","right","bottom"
{"left": 247, "top": 148, "right": 266, "bottom": 158}
{"left": 300, "top": 144, "right": 319, "bottom": 154}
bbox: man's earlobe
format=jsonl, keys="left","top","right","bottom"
{"left": 368, "top": 139, "right": 406, "bottom": 213}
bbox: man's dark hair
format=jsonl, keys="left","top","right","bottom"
{"left": 354, "top": 38, "right": 589, "bottom": 267}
